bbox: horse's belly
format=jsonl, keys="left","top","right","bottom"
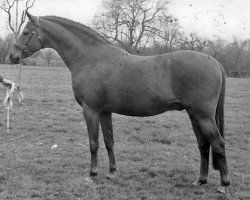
{"left": 105, "top": 95, "right": 184, "bottom": 117}
{"left": 115, "top": 102, "right": 184, "bottom": 116}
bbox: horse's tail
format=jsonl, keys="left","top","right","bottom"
{"left": 215, "top": 66, "right": 226, "bottom": 139}
{"left": 213, "top": 64, "right": 226, "bottom": 170}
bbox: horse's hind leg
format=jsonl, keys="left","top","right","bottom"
{"left": 189, "top": 114, "right": 210, "bottom": 186}
{"left": 100, "top": 112, "right": 117, "bottom": 179}
{"left": 190, "top": 113, "right": 230, "bottom": 188}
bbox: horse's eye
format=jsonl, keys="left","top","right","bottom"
{"left": 23, "top": 31, "right": 29, "bottom": 36}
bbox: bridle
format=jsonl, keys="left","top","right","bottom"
{"left": 14, "top": 22, "right": 44, "bottom": 58}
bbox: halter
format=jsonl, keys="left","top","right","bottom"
{"left": 14, "top": 21, "right": 44, "bottom": 58}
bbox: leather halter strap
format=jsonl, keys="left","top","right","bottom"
{"left": 14, "top": 20, "right": 44, "bottom": 57}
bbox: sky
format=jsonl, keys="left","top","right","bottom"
{"left": 0, "top": 0, "right": 249, "bottom": 42}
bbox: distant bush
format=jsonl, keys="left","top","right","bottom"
{"left": 227, "top": 70, "right": 250, "bottom": 78}
{"left": 20, "top": 59, "right": 37, "bottom": 66}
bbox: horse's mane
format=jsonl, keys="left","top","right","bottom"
{"left": 41, "top": 16, "right": 111, "bottom": 45}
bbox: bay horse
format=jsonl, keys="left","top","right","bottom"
{"left": 9, "top": 12, "right": 230, "bottom": 193}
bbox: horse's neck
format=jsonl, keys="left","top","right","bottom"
{"left": 40, "top": 20, "right": 104, "bottom": 71}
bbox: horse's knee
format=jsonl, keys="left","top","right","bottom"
{"left": 89, "top": 142, "right": 99, "bottom": 153}
{"left": 198, "top": 140, "right": 210, "bottom": 151}
{"left": 199, "top": 146, "right": 210, "bottom": 157}
{"left": 105, "top": 141, "right": 114, "bottom": 151}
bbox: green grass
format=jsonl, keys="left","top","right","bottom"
{"left": 0, "top": 64, "right": 249, "bottom": 200}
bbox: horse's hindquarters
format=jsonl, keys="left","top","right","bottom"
{"left": 169, "top": 52, "right": 223, "bottom": 114}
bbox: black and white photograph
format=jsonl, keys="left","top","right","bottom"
{"left": 0, "top": 0, "right": 249, "bottom": 199}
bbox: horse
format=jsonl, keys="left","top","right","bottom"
{"left": 9, "top": 12, "right": 230, "bottom": 193}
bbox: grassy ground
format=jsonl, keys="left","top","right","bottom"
{"left": 0, "top": 65, "right": 249, "bottom": 200}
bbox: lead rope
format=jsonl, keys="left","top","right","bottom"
{"left": 2, "top": 78, "right": 24, "bottom": 133}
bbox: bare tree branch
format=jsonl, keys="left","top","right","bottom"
{"left": 179, "top": 32, "right": 211, "bottom": 52}
{"left": 92, "top": 0, "right": 168, "bottom": 54}
{"left": 0, "top": 0, "right": 36, "bottom": 40}
{"left": 1, "top": 0, "right": 16, "bottom": 37}
{"left": 26, "top": 0, "right": 36, "bottom": 10}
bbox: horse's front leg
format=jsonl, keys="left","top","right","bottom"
{"left": 100, "top": 112, "right": 117, "bottom": 179}
{"left": 83, "top": 108, "right": 100, "bottom": 176}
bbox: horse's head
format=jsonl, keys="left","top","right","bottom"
{"left": 9, "top": 12, "right": 44, "bottom": 64}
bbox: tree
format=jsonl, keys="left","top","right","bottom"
{"left": 207, "top": 36, "right": 227, "bottom": 59}
{"left": 156, "top": 15, "right": 181, "bottom": 53}
{"left": 92, "top": 0, "right": 168, "bottom": 54}
{"left": 0, "top": 34, "right": 14, "bottom": 63}
{"left": 208, "top": 37, "right": 250, "bottom": 77}
{"left": 179, "top": 32, "right": 211, "bottom": 52}
{"left": 232, "top": 38, "right": 248, "bottom": 68}
{"left": 0, "top": 0, "right": 36, "bottom": 40}
{"left": 40, "top": 49, "right": 57, "bottom": 66}
{"left": 228, "top": 37, "right": 249, "bottom": 76}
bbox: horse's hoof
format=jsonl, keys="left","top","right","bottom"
{"left": 84, "top": 176, "right": 94, "bottom": 184}
{"left": 222, "top": 179, "right": 231, "bottom": 187}
{"left": 192, "top": 179, "right": 207, "bottom": 186}
{"left": 192, "top": 180, "right": 202, "bottom": 186}
{"left": 90, "top": 171, "right": 98, "bottom": 177}
{"left": 217, "top": 185, "right": 226, "bottom": 194}
{"left": 106, "top": 172, "right": 116, "bottom": 179}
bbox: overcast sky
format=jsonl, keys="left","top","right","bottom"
{"left": 0, "top": 0, "right": 249, "bottom": 42}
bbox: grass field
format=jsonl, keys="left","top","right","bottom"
{"left": 0, "top": 65, "right": 249, "bottom": 200}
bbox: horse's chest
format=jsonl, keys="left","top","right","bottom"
{"left": 72, "top": 75, "right": 106, "bottom": 109}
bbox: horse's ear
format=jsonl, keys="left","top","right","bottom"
{"left": 26, "top": 11, "right": 39, "bottom": 25}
